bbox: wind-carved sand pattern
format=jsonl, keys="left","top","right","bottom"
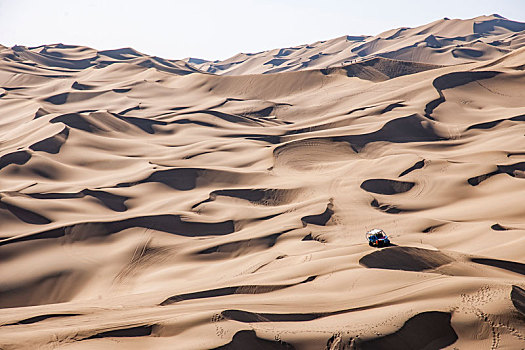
{"left": 1, "top": 14, "right": 525, "bottom": 349}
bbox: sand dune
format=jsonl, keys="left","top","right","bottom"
{"left": 186, "top": 14, "right": 525, "bottom": 75}
{"left": 1, "top": 15, "right": 525, "bottom": 350}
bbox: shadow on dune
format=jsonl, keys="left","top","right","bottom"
{"left": 197, "top": 228, "right": 296, "bottom": 256}
{"left": 493, "top": 163, "right": 525, "bottom": 177}
{"left": 0, "top": 270, "right": 86, "bottom": 308}
{"left": 45, "top": 92, "right": 105, "bottom": 105}
{"left": 0, "top": 215, "right": 235, "bottom": 247}
{"left": 183, "top": 110, "right": 262, "bottom": 126}
{"left": 212, "top": 330, "right": 295, "bottom": 350}
{"left": 92, "top": 215, "right": 235, "bottom": 237}
{"left": 170, "top": 117, "right": 216, "bottom": 128}
{"left": 468, "top": 162, "right": 525, "bottom": 186}
{"left": 160, "top": 276, "right": 315, "bottom": 306}
{"left": 321, "top": 57, "right": 442, "bottom": 82}
{"left": 10, "top": 45, "right": 199, "bottom": 75}
{"left": 112, "top": 113, "right": 167, "bottom": 134}
{"left": 85, "top": 325, "right": 154, "bottom": 339}
{"left": 98, "top": 47, "right": 142, "bottom": 60}
{"left": 361, "top": 179, "right": 415, "bottom": 195}
{"left": 470, "top": 258, "right": 525, "bottom": 276}
{"left": 11, "top": 45, "right": 94, "bottom": 70}
{"left": 50, "top": 111, "right": 168, "bottom": 134}
{"left": 225, "top": 133, "right": 282, "bottom": 145}
{"left": 212, "top": 189, "right": 278, "bottom": 202}
{"left": 474, "top": 16, "right": 525, "bottom": 34}
{"left": 71, "top": 81, "right": 94, "bottom": 90}
{"left": 219, "top": 300, "right": 394, "bottom": 323}
{"left": 51, "top": 113, "right": 103, "bottom": 132}
{"left": 135, "top": 57, "right": 199, "bottom": 75}
{"left": 399, "top": 160, "right": 425, "bottom": 177}
{"left": 511, "top": 285, "right": 525, "bottom": 316}
{"left": 466, "top": 113, "right": 525, "bottom": 131}
{"left": 301, "top": 201, "right": 334, "bottom": 226}
{"left": 491, "top": 223, "right": 508, "bottom": 231}
{"left": 28, "top": 189, "right": 129, "bottom": 212}
{"left": 422, "top": 224, "right": 446, "bottom": 233}
{"left": 112, "top": 88, "right": 131, "bottom": 93}
{"left": 117, "top": 168, "right": 200, "bottom": 191}
{"left": 332, "top": 114, "right": 445, "bottom": 151}
{"left": 5, "top": 313, "right": 82, "bottom": 326}
{"left": 117, "top": 167, "right": 252, "bottom": 192}
{"left": 194, "top": 188, "right": 298, "bottom": 208}
{"left": 0, "top": 201, "right": 51, "bottom": 225}
{"left": 359, "top": 247, "right": 454, "bottom": 272}
{"left": 467, "top": 171, "right": 499, "bottom": 186}
{"left": 0, "top": 150, "right": 31, "bottom": 170}
{"left": 118, "top": 105, "right": 142, "bottom": 115}
{"left": 212, "top": 309, "right": 459, "bottom": 350}
{"left": 358, "top": 311, "right": 458, "bottom": 350}
{"left": 29, "top": 127, "right": 69, "bottom": 154}
{"left": 381, "top": 102, "right": 406, "bottom": 113}
{"left": 222, "top": 309, "right": 325, "bottom": 323}
{"left": 370, "top": 198, "right": 410, "bottom": 214}
{"left": 424, "top": 71, "right": 500, "bottom": 119}
{"left": 452, "top": 48, "right": 484, "bottom": 59}
{"left": 32, "top": 107, "right": 50, "bottom": 119}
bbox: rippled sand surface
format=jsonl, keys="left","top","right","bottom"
{"left": 1, "top": 15, "right": 525, "bottom": 350}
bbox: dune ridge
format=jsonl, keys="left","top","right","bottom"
{"left": 185, "top": 14, "right": 525, "bottom": 75}
{"left": 1, "top": 15, "right": 525, "bottom": 350}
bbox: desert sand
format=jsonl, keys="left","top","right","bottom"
{"left": 1, "top": 14, "right": 525, "bottom": 350}
{"left": 186, "top": 15, "right": 525, "bottom": 75}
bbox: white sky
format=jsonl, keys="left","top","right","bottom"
{"left": 1, "top": 0, "right": 524, "bottom": 61}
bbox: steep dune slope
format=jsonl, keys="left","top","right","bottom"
{"left": 186, "top": 14, "right": 525, "bottom": 75}
{"left": 1, "top": 34, "right": 525, "bottom": 350}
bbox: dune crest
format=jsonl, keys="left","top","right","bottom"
{"left": 1, "top": 15, "right": 525, "bottom": 350}
{"left": 185, "top": 14, "right": 525, "bottom": 75}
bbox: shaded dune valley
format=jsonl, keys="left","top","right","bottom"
{"left": 2, "top": 14, "right": 525, "bottom": 350}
